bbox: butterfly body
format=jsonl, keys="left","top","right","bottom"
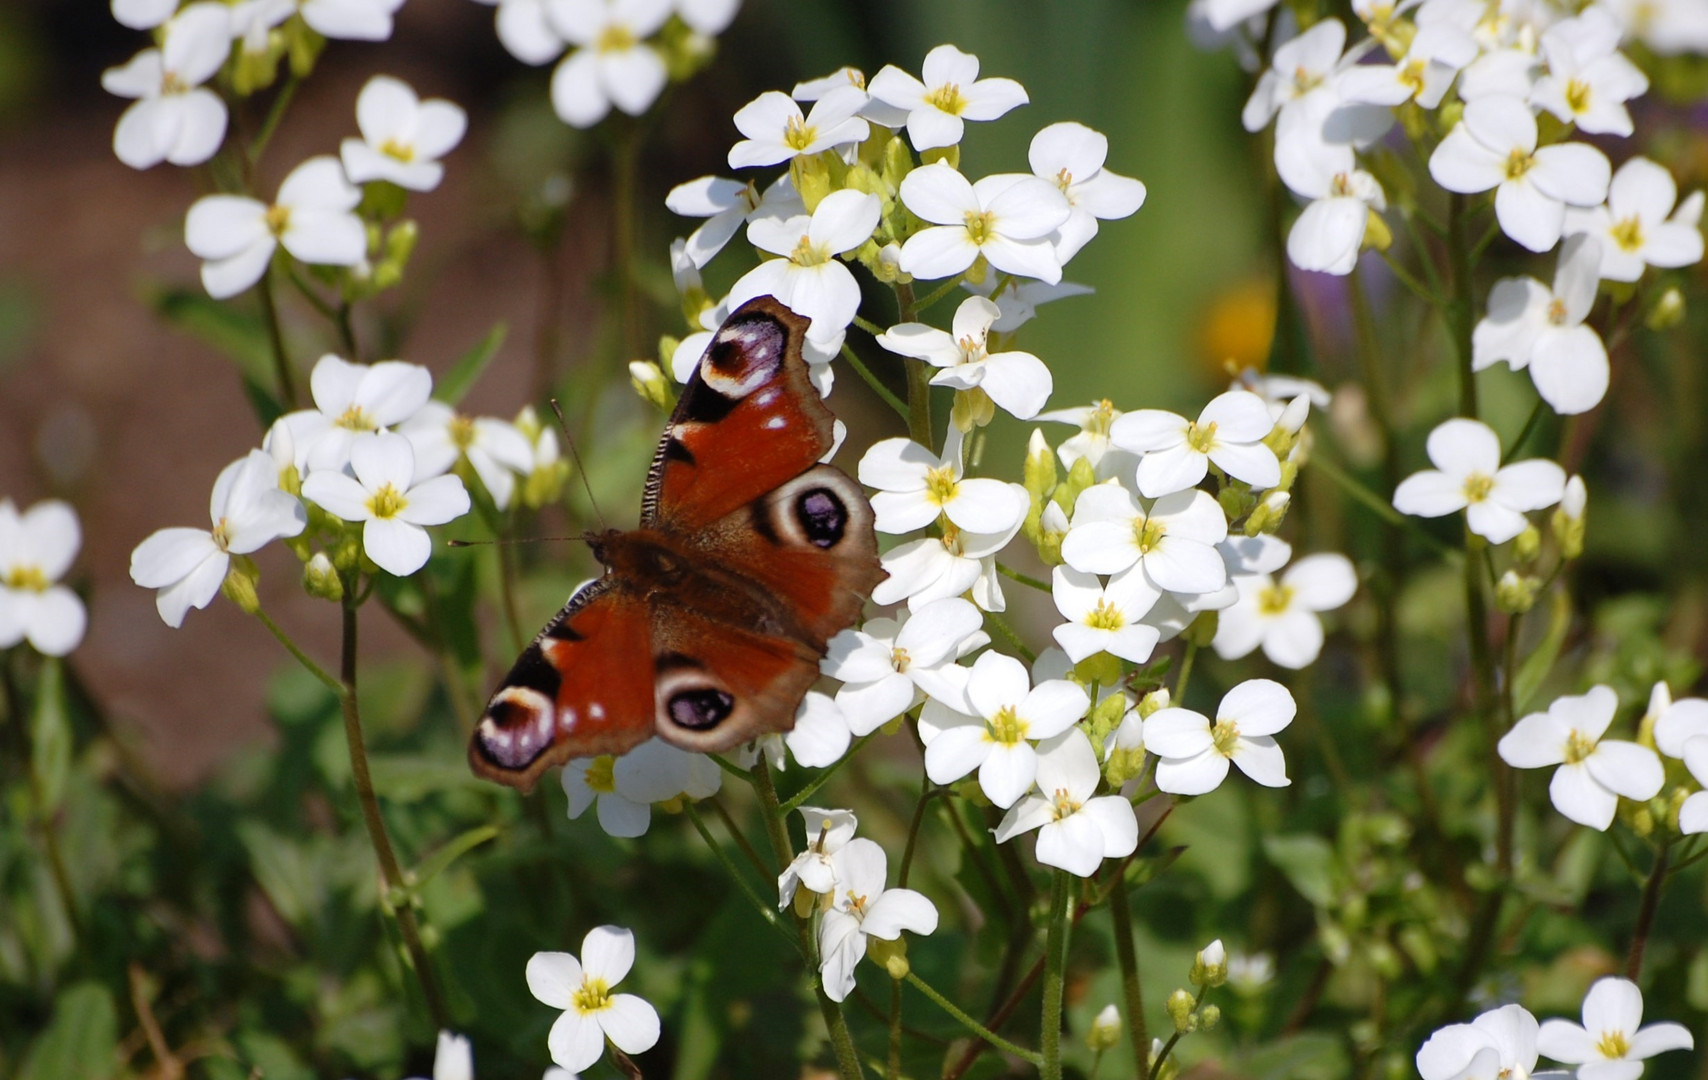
{"left": 470, "top": 297, "right": 884, "bottom": 792}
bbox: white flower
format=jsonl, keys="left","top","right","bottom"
{"left": 1027, "top": 122, "right": 1147, "bottom": 263}
{"left": 339, "top": 76, "right": 467, "bottom": 192}
{"left": 1499, "top": 686, "right": 1665, "bottom": 830}
{"left": 129, "top": 451, "right": 307, "bottom": 628}
{"left": 740, "top": 690, "right": 853, "bottom": 771}
{"left": 1604, "top": 0, "right": 1708, "bottom": 55}
{"left": 1680, "top": 737, "right": 1708, "bottom": 834}
{"left": 859, "top": 432, "right": 1028, "bottom": 536}
{"left": 300, "top": 431, "right": 471, "bottom": 577}
{"left": 994, "top": 728, "right": 1138, "bottom": 876}
{"left": 547, "top": 0, "right": 672, "bottom": 128}
{"left": 1565, "top": 156, "right": 1706, "bottom": 283}
{"left": 1039, "top": 399, "right": 1132, "bottom": 479}
{"left": 872, "top": 513, "right": 1025, "bottom": 613}
{"left": 729, "top": 189, "right": 880, "bottom": 345}
{"left": 1392, "top": 418, "right": 1566, "bottom": 544}
{"left": 406, "top": 1031, "right": 473, "bottom": 1080}
{"left": 817, "top": 838, "right": 939, "bottom": 1002}
{"left": 112, "top": 0, "right": 178, "bottom": 30}
{"left": 1050, "top": 566, "right": 1162, "bottom": 664}
{"left": 1537, "top": 977, "right": 1694, "bottom": 1078}
{"left": 561, "top": 739, "right": 721, "bottom": 838}
{"left": 470, "top": 0, "right": 566, "bottom": 65}
{"left": 295, "top": 0, "right": 406, "bottom": 40}
{"left": 0, "top": 500, "right": 87, "bottom": 656}
{"left": 897, "top": 164, "right": 1071, "bottom": 285}
{"left": 1194, "top": 0, "right": 1281, "bottom": 33}
{"left": 1473, "top": 233, "right": 1610, "bottom": 415}
{"left": 1530, "top": 7, "right": 1649, "bottom": 136}
{"left": 1339, "top": 22, "right": 1478, "bottom": 110}
{"left": 1146, "top": 679, "right": 1295, "bottom": 795}
{"left": 1212, "top": 552, "right": 1356, "bottom": 669}
{"left": 867, "top": 44, "right": 1027, "bottom": 151}
{"left": 1287, "top": 164, "right": 1386, "bottom": 276}
{"left": 102, "top": 3, "right": 230, "bottom": 170}
{"left": 1242, "top": 18, "right": 1349, "bottom": 132}
{"left": 527, "top": 926, "right": 661, "bottom": 1073}
{"left": 917, "top": 650, "right": 1090, "bottom": 808}
{"left": 1060, "top": 484, "right": 1230, "bottom": 598}
{"left": 822, "top": 597, "right": 988, "bottom": 734}
{"left": 1417, "top": 1004, "right": 1544, "bottom": 1080}
{"left": 876, "top": 297, "right": 1053, "bottom": 421}
{"left": 666, "top": 175, "right": 801, "bottom": 268}
{"left": 728, "top": 88, "right": 869, "bottom": 169}
{"left": 1428, "top": 95, "right": 1612, "bottom": 253}
{"left": 1648, "top": 681, "right": 1708, "bottom": 759}
{"left": 282, "top": 354, "right": 434, "bottom": 472}
{"left": 1110, "top": 390, "right": 1281, "bottom": 497}
{"left": 777, "top": 805, "right": 857, "bottom": 909}
{"left": 974, "top": 278, "right": 1095, "bottom": 333}
{"left": 400, "top": 403, "right": 535, "bottom": 509}
{"left": 185, "top": 156, "right": 365, "bottom": 299}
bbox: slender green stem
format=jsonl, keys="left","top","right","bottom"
{"left": 887, "top": 979, "right": 903, "bottom": 1080}
{"left": 337, "top": 592, "right": 448, "bottom": 1029}
{"left": 840, "top": 341, "right": 909, "bottom": 419}
{"left": 1310, "top": 454, "right": 1460, "bottom": 558}
{"left": 283, "top": 261, "right": 340, "bottom": 321}
{"left": 336, "top": 300, "right": 358, "bottom": 359}
{"left": 995, "top": 562, "right": 1051, "bottom": 592}
{"left": 254, "top": 607, "right": 340, "bottom": 693}
{"left": 247, "top": 74, "right": 300, "bottom": 167}
{"left": 984, "top": 611, "right": 1036, "bottom": 664}
{"left": 1174, "top": 642, "right": 1199, "bottom": 705}
{"left": 1502, "top": 399, "right": 1548, "bottom": 464}
{"left": 1625, "top": 844, "right": 1671, "bottom": 980}
{"left": 779, "top": 734, "right": 873, "bottom": 815}
{"left": 911, "top": 274, "right": 970, "bottom": 314}
{"left": 256, "top": 267, "right": 297, "bottom": 409}
{"left": 853, "top": 315, "right": 886, "bottom": 336}
{"left": 1376, "top": 249, "right": 1440, "bottom": 306}
{"left": 1447, "top": 194, "right": 1480, "bottom": 418}
{"left": 1041, "top": 870, "right": 1072, "bottom": 1080}
{"left": 1110, "top": 870, "right": 1149, "bottom": 1080}
{"left": 906, "top": 972, "right": 1044, "bottom": 1066}
{"left": 895, "top": 283, "right": 935, "bottom": 449}
{"left": 1, "top": 655, "right": 83, "bottom": 942}
{"left": 897, "top": 771, "right": 937, "bottom": 888}
{"left": 708, "top": 795, "right": 771, "bottom": 881}
{"left": 682, "top": 803, "right": 798, "bottom": 953}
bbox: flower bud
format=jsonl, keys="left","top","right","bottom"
{"left": 1184, "top": 609, "right": 1218, "bottom": 647}
{"left": 1198, "top": 1004, "right": 1222, "bottom": 1030}
{"left": 1025, "top": 429, "right": 1058, "bottom": 500}
{"left": 222, "top": 555, "right": 262, "bottom": 615}
{"left": 1166, "top": 989, "right": 1196, "bottom": 1032}
{"left": 1149, "top": 1038, "right": 1179, "bottom": 1080}
{"left": 1276, "top": 395, "right": 1312, "bottom": 435}
{"left": 920, "top": 145, "right": 960, "bottom": 171}
{"left": 1552, "top": 474, "right": 1586, "bottom": 560}
{"left": 951, "top": 387, "right": 996, "bottom": 431}
{"left": 1086, "top": 1004, "right": 1121, "bottom": 1051}
{"left": 286, "top": 17, "right": 325, "bottom": 78}
{"left": 1495, "top": 570, "right": 1537, "bottom": 615}
{"left": 880, "top": 137, "right": 915, "bottom": 201}
{"left": 1513, "top": 524, "right": 1541, "bottom": 562}
{"left": 1075, "top": 652, "right": 1124, "bottom": 693}
{"left": 867, "top": 936, "right": 910, "bottom": 980}
{"left": 872, "top": 241, "right": 908, "bottom": 283}
{"left": 1646, "top": 286, "right": 1686, "bottom": 331}
{"left": 1139, "top": 687, "right": 1171, "bottom": 717}
{"left": 303, "top": 552, "right": 344, "bottom": 602}
{"left": 629, "top": 361, "right": 673, "bottom": 413}
{"left": 1191, "top": 939, "right": 1228, "bottom": 988}
{"left": 1363, "top": 207, "right": 1392, "bottom": 252}
{"left": 792, "top": 153, "right": 834, "bottom": 213}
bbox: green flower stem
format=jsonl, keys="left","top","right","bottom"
{"left": 896, "top": 770, "right": 938, "bottom": 888}
{"left": 1109, "top": 870, "right": 1149, "bottom": 1080}
{"left": 247, "top": 73, "right": 300, "bottom": 168}
{"left": 840, "top": 341, "right": 909, "bottom": 420}
{"left": 336, "top": 299, "right": 358, "bottom": 360}
{"left": 887, "top": 979, "right": 903, "bottom": 1080}
{"left": 682, "top": 802, "right": 798, "bottom": 955}
{"left": 337, "top": 593, "right": 449, "bottom": 1029}
{"left": 983, "top": 611, "right": 1036, "bottom": 664}
{"left": 1501, "top": 399, "right": 1548, "bottom": 465}
{"left": 1308, "top": 454, "right": 1459, "bottom": 558}
{"left": 751, "top": 760, "right": 866, "bottom": 1080}
{"left": 911, "top": 274, "right": 969, "bottom": 314}
{"left": 905, "top": 972, "right": 1044, "bottom": 1066}
{"left": 1376, "top": 248, "right": 1441, "bottom": 306}
{"left": 253, "top": 608, "right": 340, "bottom": 694}
{"left": 779, "top": 734, "right": 873, "bottom": 815}
{"left": 894, "top": 282, "right": 935, "bottom": 449}
{"left": 1625, "top": 844, "right": 1672, "bottom": 980}
{"left": 995, "top": 562, "right": 1051, "bottom": 593}
{"left": 707, "top": 795, "right": 772, "bottom": 881}
{"left": 1041, "top": 870, "right": 1072, "bottom": 1080}
{"left": 256, "top": 266, "right": 297, "bottom": 409}
{"left": 1447, "top": 193, "right": 1480, "bottom": 418}
{"left": 1174, "top": 641, "right": 1199, "bottom": 705}
{"left": 0, "top": 654, "right": 83, "bottom": 941}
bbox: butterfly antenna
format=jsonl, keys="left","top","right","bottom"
{"left": 551, "top": 398, "right": 607, "bottom": 531}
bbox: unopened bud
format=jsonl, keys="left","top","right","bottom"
{"left": 1199, "top": 1004, "right": 1222, "bottom": 1030}
{"left": 1646, "top": 285, "right": 1686, "bottom": 331}
{"left": 1363, "top": 208, "right": 1392, "bottom": 252}
{"left": 222, "top": 556, "right": 262, "bottom": 615}
{"left": 1276, "top": 395, "right": 1311, "bottom": 434}
{"left": 1494, "top": 570, "right": 1537, "bottom": 614}
{"left": 920, "top": 145, "right": 960, "bottom": 170}
{"left": 1074, "top": 651, "right": 1124, "bottom": 691}
{"left": 951, "top": 387, "right": 996, "bottom": 431}
{"left": 1184, "top": 609, "right": 1218, "bottom": 647}
{"left": 1166, "top": 989, "right": 1196, "bottom": 1032}
{"left": 303, "top": 552, "right": 344, "bottom": 602}
{"left": 867, "top": 936, "right": 910, "bottom": 980}
{"left": 1512, "top": 524, "right": 1541, "bottom": 562}
{"left": 872, "top": 241, "right": 908, "bottom": 283}
{"left": 1086, "top": 1004, "right": 1121, "bottom": 1051}
{"left": 629, "top": 361, "right": 672, "bottom": 413}
{"left": 1025, "top": 429, "right": 1058, "bottom": 499}
{"left": 1139, "top": 687, "right": 1171, "bottom": 717}
{"left": 1551, "top": 474, "right": 1586, "bottom": 559}
{"left": 1191, "top": 939, "right": 1228, "bottom": 988}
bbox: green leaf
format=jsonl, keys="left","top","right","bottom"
{"left": 412, "top": 824, "right": 499, "bottom": 887}
{"left": 433, "top": 322, "right": 508, "bottom": 405}
{"left": 17, "top": 982, "right": 118, "bottom": 1080}
{"left": 1262, "top": 834, "right": 1338, "bottom": 908}
{"left": 31, "top": 657, "right": 71, "bottom": 814}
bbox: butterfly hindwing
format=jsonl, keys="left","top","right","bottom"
{"left": 643, "top": 297, "right": 835, "bottom": 531}
{"left": 469, "top": 580, "right": 656, "bottom": 793}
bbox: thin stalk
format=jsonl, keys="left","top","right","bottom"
{"left": 905, "top": 972, "right": 1044, "bottom": 1066}
{"left": 1, "top": 655, "right": 83, "bottom": 942}
{"left": 996, "top": 562, "right": 1051, "bottom": 592}
{"left": 984, "top": 611, "right": 1036, "bottom": 664}
{"left": 708, "top": 795, "right": 771, "bottom": 881}
{"left": 888, "top": 979, "right": 903, "bottom": 1080}
{"left": 247, "top": 74, "right": 300, "bottom": 167}
{"left": 896, "top": 771, "right": 937, "bottom": 888}
{"left": 1502, "top": 399, "right": 1548, "bottom": 464}
{"left": 1447, "top": 194, "right": 1480, "bottom": 418}
{"left": 895, "top": 283, "right": 934, "bottom": 448}
{"left": 840, "top": 342, "right": 909, "bottom": 419}
{"left": 1309, "top": 455, "right": 1459, "bottom": 558}
{"left": 1625, "top": 845, "right": 1671, "bottom": 980}
{"left": 682, "top": 803, "right": 798, "bottom": 953}
{"left": 911, "top": 274, "right": 970, "bottom": 314}
{"left": 1174, "top": 642, "right": 1199, "bottom": 705}
{"left": 336, "top": 300, "right": 358, "bottom": 359}
{"left": 254, "top": 608, "right": 340, "bottom": 693}
{"left": 1110, "top": 871, "right": 1149, "bottom": 1080}
{"left": 337, "top": 592, "right": 449, "bottom": 1029}
{"left": 1376, "top": 249, "right": 1440, "bottom": 306}
{"left": 1041, "top": 870, "right": 1071, "bottom": 1080}
{"left": 779, "top": 734, "right": 873, "bottom": 814}
{"left": 256, "top": 267, "right": 297, "bottom": 408}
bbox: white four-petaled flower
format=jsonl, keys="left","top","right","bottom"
{"left": 876, "top": 297, "right": 1053, "bottom": 421}
{"left": 1417, "top": 1003, "right": 1549, "bottom": 1080}
{"left": 526, "top": 925, "right": 662, "bottom": 1074}
{"left": 1473, "top": 233, "right": 1610, "bottom": 415}
{"left": 1146, "top": 679, "right": 1296, "bottom": 795}
{"left": 729, "top": 189, "right": 880, "bottom": 345}
{"left": 1060, "top": 484, "right": 1230, "bottom": 599}
{"left": 1565, "top": 156, "right": 1706, "bottom": 283}
{"left": 728, "top": 88, "right": 869, "bottom": 169}
{"left": 822, "top": 597, "right": 988, "bottom": 734}
{"left": 1498, "top": 685, "right": 1665, "bottom": 830}
{"left": 300, "top": 431, "right": 471, "bottom": 577}
{"left": 1211, "top": 552, "right": 1357, "bottom": 669}
{"left": 1537, "top": 977, "right": 1694, "bottom": 1079}
{"left": 778, "top": 805, "right": 857, "bottom": 910}
{"left": 1110, "top": 390, "right": 1281, "bottom": 498}
{"left": 282, "top": 354, "right": 436, "bottom": 473}
{"left": 0, "top": 499, "right": 88, "bottom": 656}
{"left": 817, "top": 838, "right": 939, "bottom": 1002}
{"left": 867, "top": 44, "right": 1028, "bottom": 151}
{"left": 1026, "top": 121, "right": 1147, "bottom": 263}
{"left": 340, "top": 75, "right": 468, "bottom": 192}
{"left": 185, "top": 156, "right": 366, "bottom": 299}
{"left": 102, "top": 3, "right": 231, "bottom": 169}
{"left": 562, "top": 738, "right": 721, "bottom": 837}
{"left": 1050, "top": 566, "right": 1162, "bottom": 664}
{"left": 400, "top": 403, "right": 535, "bottom": 510}
{"left": 547, "top": 0, "right": 672, "bottom": 128}
{"left": 897, "top": 164, "right": 1071, "bottom": 285}
{"left": 1392, "top": 418, "right": 1566, "bottom": 544}
{"left": 994, "top": 727, "right": 1139, "bottom": 876}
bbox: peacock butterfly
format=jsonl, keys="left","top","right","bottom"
{"left": 469, "top": 296, "right": 886, "bottom": 792}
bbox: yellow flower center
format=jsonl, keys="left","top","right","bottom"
{"left": 1085, "top": 598, "right": 1125, "bottom": 631}
{"left": 956, "top": 333, "right": 987, "bottom": 365}
{"left": 1186, "top": 419, "right": 1219, "bottom": 454}
{"left": 783, "top": 113, "right": 818, "bottom": 152}
{"left": 891, "top": 646, "right": 911, "bottom": 673}
{"left": 1053, "top": 167, "right": 1074, "bottom": 194}
{"left": 1329, "top": 172, "right": 1356, "bottom": 198}
{"left": 845, "top": 890, "right": 870, "bottom": 917}
{"left": 1049, "top": 787, "right": 1082, "bottom": 821}
{"left": 572, "top": 976, "right": 613, "bottom": 1013}
{"left": 986, "top": 705, "right": 1028, "bottom": 746}
{"left": 1399, "top": 59, "right": 1427, "bottom": 98}
{"left": 1547, "top": 297, "right": 1571, "bottom": 326}
{"left": 924, "top": 464, "right": 959, "bottom": 507}
{"left": 1504, "top": 149, "right": 1536, "bottom": 182}
{"left": 1132, "top": 516, "right": 1166, "bottom": 555}
{"left": 1257, "top": 583, "right": 1294, "bottom": 616}
{"left": 1292, "top": 66, "right": 1323, "bottom": 95}
{"left": 334, "top": 405, "right": 376, "bottom": 431}
{"left": 1085, "top": 399, "right": 1116, "bottom": 438}
{"left": 1462, "top": 472, "right": 1494, "bottom": 504}
{"left": 1563, "top": 729, "right": 1597, "bottom": 765}
{"left": 596, "top": 23, "right": 636, "bottom": 53}
{"left": 963, "top": 208, "right": 997, "bottom": 246}
{"left": 790, "top": 233, "right": 830, "bottom": 267}
{"left": 1564, "top": 78, "right": 1592, "bottom": 115}
{"left": 925, "top": 82, "right": 968, "bottom": 115}
{"left": 449, "top": 414, "right": 476, "bottom": 451}
{"left": 585, "top": 755, "right": 616, "bottom": 794}
{"left": 1610, "top": 215, "right": 1644, "bottom": 253}
{"left": 1597, "top": 1031, "right": 1630, "bottom": 1059}
{"left": 264, "top": 203, "right": 292, "bottom": 238}
{"left": 2, "top": 565, "right": 47, "bottom": 592}
{"left": 211, "top": 517, "right": 234, "bottom": 552}
{"left": 367, "top": 483, "right": 407, "bottom": 520}
{"left": 161, "top": 72, "right": 188, "bottom": 95}
{"left": 380, "top": 137, "right": 415, "bottom": 163}
{"left": 1211, "top": 718, "right": 1241, "bottom": 758}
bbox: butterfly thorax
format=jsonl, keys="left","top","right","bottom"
{"left": 594, "top": 527, "right": 811, "bottom": 645}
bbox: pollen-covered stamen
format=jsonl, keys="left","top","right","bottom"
{"left": 161, "top": 71, "right": 188, "bottom": 95}
{"left": 2, "top": 565, "right": 48, "bottom": 592}
{"left": 986, "top": 705, "right": 1028, "bottom": 746}
{"left": 1547, "top": 297, "right": 1571, "bottom": 326}
{"left": 923, "top": 464, "right": 960, "bottom": 507}
{"left": 1610, "top": 215, "right": 1644, "bottom": 253}
{"left": 585, "top": 755, "right": 617, "bottom": 794}
{"left": 380, "top": 137, "right": 415, "bottom": 163}
{"left": 1086, "top": 399, "right": 1117, "bottom": 438}
{"left": 1562, "top": 729, "right": 1597, "bottom": 765}
{"left": 596, "top": 23, "right": 636, "bottom": 53}
{"left": 790, "top": 233, "right": 831, "bottom": 267}
{"left": 572, "top": 976, "right": 613, "bottom": 1013}
{"left": 264, "top": 203, "right": 292, "bottom": 238}
{"left": 1504, "top": 148, "right": 1536, "bottom": 182}
{"left": 1257, "top": 582, "right": 1295, "bottom": 616}
{"left": 845, "top": 890, "right": 870, "bottom": 918}
{"left": 1085, "top": 598, "right": 1125, "bottom": 631}
{"left": 1186, "top": 419, "right": 1220, "bottom": 453}
{"left": 956, "top": 333, "right": 988, "bottom": 365}
{"left": 210, "top": 516, "right": 234, "bottom": 552}
{"left": 449, "top": 414, "right": 476, "bottom": 451}
{"left": 1291, "top": 66, "right": 1324, "bottom": 95}
{"left": 963, "top": 208, "right": 997, "bottom": 245}
{"left": 366, "top": 483, "right": 407, "bottom": 519}
{"left": 1053, "top": 166, "right": 1074, "bottom": 194}
{"left": 1564, "top": 78, "right": 1592, "bottom": 115}
{"left": 1049, "top": 786, "right": 1082, "bottom": 821}
{"left": 783, "top": 113, "right": 819, "bottom": 152}
{"left": 1132, "top": 516, "right": 1167, "bottom": 555}
{"left": 891, "top": 646, "right": 912, "bottom": 673}
{"left": 1462, "top": 472, "right": 1495, "bottom": 504}
{"left": 1399, "top": 58, "right": 1427, "bottom": 98}
{"left": 334, "top": 404, "right": 377, "bottom": 431}
{"left": 1596, "top": 1030, "right": 1631, "bottom": 1059}
{"left": 1329, "top": 172, "right": 1356, "bottom": 198}
{"left": 925, "top": 82, "right": 968, "bottom": 115}
{"left": 1211, "top": 717, "right": 1242, "bottom": 758}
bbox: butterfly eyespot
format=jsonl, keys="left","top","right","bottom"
{"left": 476, "top": 688, "right": 556, "bottom": 769}
{"left": 701, "top": 314, "right": 786, "bottom": 398}
{"left": 796, "top": 487, "right": 848, "bottom": 548}
{"left": 668, "top": 687, "right": 736, "bottom": 730}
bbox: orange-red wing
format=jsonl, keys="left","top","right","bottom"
{"left": 643, "top": 297, "right": 836, "bottom": 531}
{"left": 468, "top": 580, "right": 656, "bottom": 793}
{"left": 646, "top": 606, "right": 823, "bottom": 755}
